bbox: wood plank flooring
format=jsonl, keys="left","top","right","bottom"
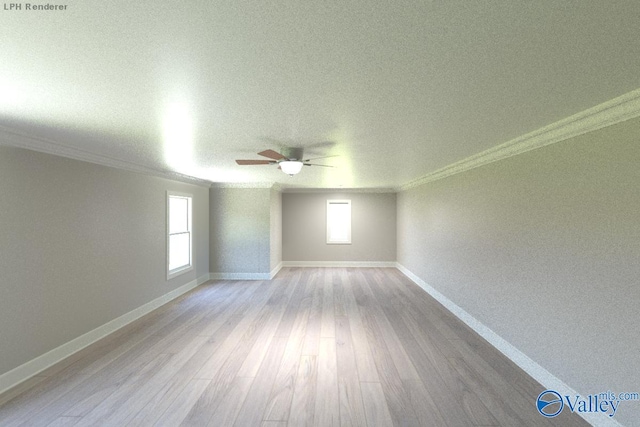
{"left": 0, "top": 268, "right": 591, "bottom": 426}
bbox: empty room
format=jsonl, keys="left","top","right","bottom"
{"left": 1, "top": 2, "right": 639, "bottom": 426}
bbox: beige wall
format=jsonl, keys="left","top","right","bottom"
{"left": 209, "top": 187, "right": 271, "bottom": 275}
{"left": 0, "top": 147, "right": 209, "bottom": 378}
{"left": 270, "top": 187, "right": 282, "bottom": 272}
{"left": 282, "top": 192, "right": 396, "bottom": 262}
{"left": 397, "top": 118, "right": 640, "bottom": 426}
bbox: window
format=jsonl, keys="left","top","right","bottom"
{"left": 167, "top": 192, "right": 193, "bottom": 279}
{"left": 327, "top": 199, "right": 351, "bottom": 244}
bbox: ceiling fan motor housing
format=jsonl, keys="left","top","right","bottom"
{"left": 281, "top": 147, "right": 304, "bottom": 161}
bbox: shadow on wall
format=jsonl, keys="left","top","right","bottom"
{"left": 209, "top": 187, "right": 272, "bottom": 274}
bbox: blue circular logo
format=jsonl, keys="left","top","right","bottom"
{"left": 537, "top": 390, "right": 564, "bottom": 417}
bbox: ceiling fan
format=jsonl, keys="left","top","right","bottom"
{"left": 236, "top": 148, "right": 336, "bottom": 176}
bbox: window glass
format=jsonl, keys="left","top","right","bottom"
{"left": 327, "top": 200, "right": 351, "bottom": 244}
{"left": 167, "top": 192, "right": 193, "bottom": 278}
{"left": 169, "top": 197, "right": 188, "bottom": 233}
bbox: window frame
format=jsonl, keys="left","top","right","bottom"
{"left": 326, "top": 199, "right": 352, "bottom": 245}
{"left": 167, "top": 191, "right": 194, "bottom": 280}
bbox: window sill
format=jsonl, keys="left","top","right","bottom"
{"left": 167, "top": 264, "right": 193, "bottom": 280}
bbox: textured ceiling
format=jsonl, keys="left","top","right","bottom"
{"left": 1, "top": 1, "right": 639, "bottom": 188}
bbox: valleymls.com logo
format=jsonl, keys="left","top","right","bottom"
{"left": 537, "top": 390, "right": 564, "bottom": 417}
{"left": 537, "top": 390, "right": 639, "bottom": 418}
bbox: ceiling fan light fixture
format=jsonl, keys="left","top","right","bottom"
{"left": 280, "top": 160, "right": 304, "bottom": 176}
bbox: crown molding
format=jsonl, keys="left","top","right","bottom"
{"left": 400, "top": 87, "right": 640, "bottom": 191}
{"left": 209, "top": 182, "right": 275, "bottom": 189}
{"left": 0, "top": 125, "right": 213, "bottom": 187}
{"left": 281, "top": 187, "right": 397, "bottom": 194}
{"left": 5, "top": 87, "right": 639, "bottom": 194}
{"left": 208, "top": 183, "right": 396, "bottom": 193}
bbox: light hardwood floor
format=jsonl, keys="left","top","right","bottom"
{"left": 0, "top": 268, "right": 590, "bottom": 426}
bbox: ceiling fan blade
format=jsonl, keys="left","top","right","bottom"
{"left": 302, "top": 154, "right": 339, "bottom": 162}
{"left": 303, "top": 163, "right": 335, "bottom": 168}
{"left": 236, "top": 160, "right": 274, "bottom": 165}
{"left": 258, "top": 149, "right": 287, "bottom": 160}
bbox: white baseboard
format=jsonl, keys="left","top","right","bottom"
{"left": 209, "top": 262, "right": 394, "bottom": 280}
{"left": 209, "top": 272, "right": 271, "bottom": 280}
{"left": 0, "top": 274, "right": 209, "bottom": 397}
{"left": 282, "top": 261, "right": 397, "bottom": 268}
{"left": 270, "top": 262, "right": 283, "bottom": 279}
{"left": 395, "top": 263, "right": 624, "bottom": 427}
